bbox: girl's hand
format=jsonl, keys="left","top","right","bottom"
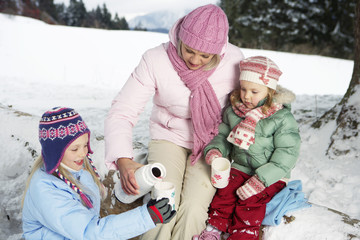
{"left": 117, "top": 158, "right": 143, "bottom": 195}
{"left": 205, "top": 149, "right": 222, "bottom": 165}
{"left": 236, "top": 175, "right": 266, "bottom": 200}
{"left": 147, "top": 198, "right": 176, "bottom": 224}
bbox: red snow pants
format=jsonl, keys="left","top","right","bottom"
{"left": 207, "top": 168, "right": 285, "bottom": 240}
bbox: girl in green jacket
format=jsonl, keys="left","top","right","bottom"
{"left": 193, "top": 56, "right": 301, "bottom": 240}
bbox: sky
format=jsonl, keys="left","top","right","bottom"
{"left": 0, "top": 13, "right": 359, "bottom": 240}
{"left": 54, "top": 0, "right": 219, "bottom": 20}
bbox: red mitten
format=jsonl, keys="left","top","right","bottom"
{"left": 236, "top": 175, "right": 266, "bottom": 200}
{"left": 205, "top": 149, "right": 222, "bottom": 165}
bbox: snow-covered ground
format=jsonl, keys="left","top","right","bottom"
{"left": 0, "top": 13, "right": 359, "bottom": 240}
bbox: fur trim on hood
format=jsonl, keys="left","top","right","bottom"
{"left": 274, "top": 85, "right": 296, "bottom": 105}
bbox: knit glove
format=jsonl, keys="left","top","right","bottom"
{"left": 236, "top": 175, "right": 266, "bottom": 200}
{"left": 147, "top": 198, "right": 176, "bottom": 224}
{"left": 205, "top": 149, "right": 222, "bottom": 165}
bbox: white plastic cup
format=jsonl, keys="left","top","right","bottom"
{"left": 211, "top": 157, "right": 231, "bottom": 189}
{"left": 152, "top": 181, "right": 176, "bottom": 210}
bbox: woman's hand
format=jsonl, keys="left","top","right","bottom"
{"left": 117, "top": 158, "right": 144, "bottom": 195}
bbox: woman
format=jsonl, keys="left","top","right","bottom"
{"left": 105, "top": 4, "right": 245, "bottom": 239}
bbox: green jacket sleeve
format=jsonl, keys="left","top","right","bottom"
{"left": 255, "top": 111, "right": 301, "bottom": 186}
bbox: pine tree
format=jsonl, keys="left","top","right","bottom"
{"left": 67, "top": 0, "right": 87, "bottom": 27}
{"left": 100, "top": 4, "right": 112, "bottom": 29}
{"left": 55, "top": 3, "right": 67, "bottom": 25}
{"left": 38, "top": 0, "right": 58, "bottom": 21}
{"left": 93, "top": 6, "right": 103, "bottom": 28}
{"left": 113, "top": 13, "right": 129, "bottom": 30}
{"left": 219, "top": 0, "right": 355, "bottom": 59}
{"left": 324, "top": 0, "right": 356, "bottom": 58}
{"left": 134, "top": 22, "right": 147, "bottom": 31}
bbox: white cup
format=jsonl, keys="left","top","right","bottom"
{"left": 211, "top": 157, "right": 231, "bottom": 189}
{"left": 152, "top": 181, "right": 176, "bottom": 210}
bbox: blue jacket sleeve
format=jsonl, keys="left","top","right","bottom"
{"left": 84, "top": 205, "right": 155, "bottom": 240}
{"left": 23, "top": 171, "right": 155, "bottom": 240}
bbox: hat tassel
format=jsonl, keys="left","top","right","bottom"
{"left": 80, "top": 193, "right": 94, "bottom": 209}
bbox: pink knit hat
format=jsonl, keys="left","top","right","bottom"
{"left": 178, "top": 4, "right": 228, "bottom": 55}
{"left": 239, "top": 56, "right": 282, "bottom": 90}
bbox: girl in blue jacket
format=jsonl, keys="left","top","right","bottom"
{"left": 22, "top": 107, "right": 175, "bottom": 240}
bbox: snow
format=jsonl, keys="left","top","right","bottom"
{"left": 0, "top": 13, "right": 359, "bottom": 240}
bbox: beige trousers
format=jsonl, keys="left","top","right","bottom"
{"left": 140, "top": 140, "right": 216, "bottom": 240}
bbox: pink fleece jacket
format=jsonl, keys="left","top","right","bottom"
{"left": 104, "top": 20, "right": 245, "bottom": 170}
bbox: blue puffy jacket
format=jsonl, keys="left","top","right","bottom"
{"left": 22, "top": 167, "right": 155, "bottom": 240}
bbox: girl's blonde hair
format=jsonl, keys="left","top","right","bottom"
{"left": 22, "top": 155, "right": 103, "bottom": 208}
{"left": 177, "top": 40, "right": 221, "bottom": 71}
{"left": 230, "top": 87, "right": 276, "bottom": 114}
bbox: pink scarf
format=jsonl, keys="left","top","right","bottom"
{"left": 167, "top": 42, "right": 222, "bottom": 164}
{"left": 227, "top": 101, "right": 283, "bottom": 150}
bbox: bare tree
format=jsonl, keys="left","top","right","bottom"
{"left": 312, "top": 0, "right": 360, "bottom": 158}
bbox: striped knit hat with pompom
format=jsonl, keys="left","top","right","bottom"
{"left": 39, "top": 107, "right": 97, "bottom": 208}
{"left": 39, "top": 107, "right": 93, "bottom": 173}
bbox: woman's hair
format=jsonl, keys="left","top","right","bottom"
{"left": 21, "top": 155, "right": 103, "bottom": 208}
{"left": 177, "top": 40, "right": 221, "bottom": 71}
{"left": 230, "top": 87, "right": 276, "bottom": 114}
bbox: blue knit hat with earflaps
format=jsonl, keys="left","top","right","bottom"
{"left": 39, "top": 107, "right": 93, "bottom": 174}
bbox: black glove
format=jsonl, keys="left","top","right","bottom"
{"left": 147, "top": 198, "right": 176, "bottom": 224}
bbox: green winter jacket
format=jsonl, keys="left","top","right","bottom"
{"left": 204, "top": 86, "right": 301, "bottom": 187}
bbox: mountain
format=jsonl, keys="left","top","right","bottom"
{"left": 128, "top": 9, "right": 189, "bottom": 33}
